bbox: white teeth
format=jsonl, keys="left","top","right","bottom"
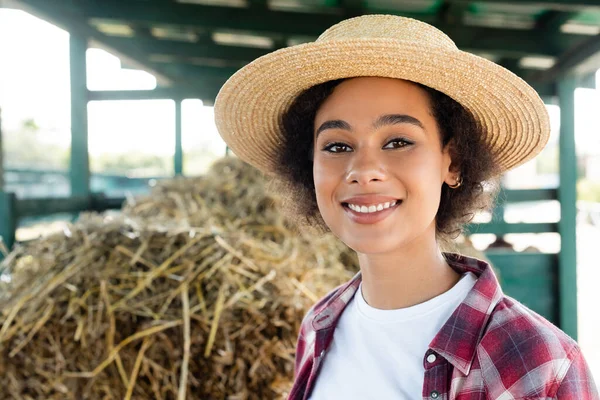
{"left": 347, "top": 201, "right": 399, "bottom": 214}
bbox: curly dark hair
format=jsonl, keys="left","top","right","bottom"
{"left": 271, "top": 78, "right": 501, "bottom": 244}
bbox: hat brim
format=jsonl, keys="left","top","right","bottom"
{"left": 214, "top": 38, "right": 550, "bottom": 176}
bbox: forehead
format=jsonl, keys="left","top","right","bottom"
{"left": 315, "top": 77, "right": 432, "bottom": 120}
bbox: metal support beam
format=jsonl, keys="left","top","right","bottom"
{"left": 0, "top": 191, "right": 17, "bottom": 253}
{"left": 88, "top": 86, "right": 220, "bottom": 102}
{"left": 108, "top": 37, "right": 269, "bottom": 65}
{"left": 175, "top": 100, "right": 183, "bottom": 176}
{"left": 534, "top": 34, "right": 600, "bottom": 83}
{"left": 448, "top": 0, "right": 600, "bottom": 12}
{"left": 150, "top": 64, "right": 237, "bottom": 82}
{"left": 69, "top": 33, "right": 90, "bottom": 197}
{"left": 16, "top": 194, "right": 125, "bottom": 217}
{"left": 467, "top": 222, "right": 558, "bottom": 235}
{"left": 339, "top": 0, "right": 366, "bottom": 18}
{"left": 438, "top": 2, "right": 468, "bottom": 26}
{"left": 557, "top": 77, "right": 578, "bottom": 340}
{"left": 535, "top": 10, "right": 578, "bottom": 31}
{"left": 80, "top": 1, "right": 583, "bottom": 58}
{"left": 80, "top": 0, "right": 436, "bottom": 36}
{"left": 88, "top": 88, "right": 198, "bottom": 101}
{"left": 0, "top": 108, "right": 4, "bottom": 191}
{"left": 248, "top": 0, "right": 268, "bottom": 8}
{"left": 452, "top": 26, "right": 583, "bottom": 59}
{"left": 501, "top": 188, "right": 558, "bottom": 202}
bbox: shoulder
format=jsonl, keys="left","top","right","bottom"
{"left": 482, "top": 295, "right": 578, "bottom": 352}
{"left": 476, "top": 295, "right": 587, "bottom": 398}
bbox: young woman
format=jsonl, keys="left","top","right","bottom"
{"left": 214, "top": 15, "right": 599, "bottom": 400}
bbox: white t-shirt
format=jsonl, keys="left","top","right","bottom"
{"left": 308, "top": 271, "right": 478, "bottom": 400}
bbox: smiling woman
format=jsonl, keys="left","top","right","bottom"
{"left": 214, "top": 14, "right": 599, "bottom": 400}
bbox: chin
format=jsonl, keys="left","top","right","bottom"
{"left": 339, "top": 233, "right": 408, "bottom": 255}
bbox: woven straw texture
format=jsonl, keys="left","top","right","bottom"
{"left": 214, "top": 15, "right": 550, "bottom": 176}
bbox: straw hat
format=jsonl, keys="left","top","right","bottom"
{"left": 214, "top": 15, "right": 550, "bottom": 176}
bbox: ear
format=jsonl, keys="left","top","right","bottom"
{"left": 441, "top": 140, "right": 459, "bottom": 185}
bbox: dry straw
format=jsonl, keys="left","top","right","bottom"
{"left": 0, "top": 157, "right": 359, "bottom": 399}
{"left": 214, "top": 15, "right": 550, "bottom": 178}
{"left": 0, "top": 156, "right": 489, "bottom": 399}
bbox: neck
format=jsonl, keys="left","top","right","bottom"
{"left": 357, "top": 227, "right": 461, "bottom": 310}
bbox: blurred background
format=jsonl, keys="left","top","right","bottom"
{"left": 1, "top": 0, "right": 599, "bottom": 388}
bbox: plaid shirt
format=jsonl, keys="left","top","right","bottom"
{"left": 288, "top": 253, "right": 599, "bottom": 400}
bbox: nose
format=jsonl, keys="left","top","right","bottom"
{"left": 345, "top": 149, "right": 387, "bottom": 185}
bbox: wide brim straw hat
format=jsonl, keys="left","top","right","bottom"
{"left": 214, "top": 14, "right": 550, "bottom": 177}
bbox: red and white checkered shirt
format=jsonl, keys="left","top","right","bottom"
{"left": 288, "top": 253, "right": 599, "bottom": 400}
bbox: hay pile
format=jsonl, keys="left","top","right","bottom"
{"left": 0, "top": 158, "right": 358, "bottom": 400}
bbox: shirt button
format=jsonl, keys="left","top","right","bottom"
{"left": 430, "top": 390, "right": 440, "bottom": 399}
{"left": 426, "top": 354, "right": 437, "bottom": 363}
{"left": 319, "top": 350, "right": 325, "bottom": 357}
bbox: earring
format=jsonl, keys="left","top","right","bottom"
{"left": 448, "top": 175, "right": 462, "bottom": 189}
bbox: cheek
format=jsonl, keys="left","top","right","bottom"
{"left": 313, "top": 160, "right": 335, "bottom": 201}
{"left": 403, "top": 150, "right": 444, "bottom": 183}
{"left": 312, "top": 158, "right": 346, "bottom": 219}
{"left": 398, "top": 152, "right": 444, "bottom": 213}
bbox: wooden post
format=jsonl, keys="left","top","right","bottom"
{"left": 69, "top": 34, "right": 90, "bottom": 196}
{"left": 174, "top": 100, "right": 183, "bottom": 176}
{"left": 557, "top": 77, "right": 578, "bottom": 340}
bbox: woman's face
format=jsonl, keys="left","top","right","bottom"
{"left": 313, "top": 77, "right": 455, "bottom": 254}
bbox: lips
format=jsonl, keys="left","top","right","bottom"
{"left": 342, "top": 200, "right": 402, "bottom": 224}
{"left": 341, "top": 195, "right": 400, "bottom": 206}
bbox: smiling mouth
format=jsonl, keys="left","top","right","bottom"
{"left": 341, "top": 200, "right": 402, "bottom": 214}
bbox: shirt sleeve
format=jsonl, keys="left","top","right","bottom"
{"left": 555, "top": 346, "right": 599, "bottom": 399}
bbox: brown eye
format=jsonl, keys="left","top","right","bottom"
{"left": 323, "top": 142, "right": 352, "bottom": 153}
{"left": 383, "top": 138, "right": 412, "bottom": 149}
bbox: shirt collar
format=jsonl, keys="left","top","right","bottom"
{"left": 428, "top": 253, "right": 504, "bottom": 375}
{"left": 310, "top": 252, "right": 504, "bottom": 375}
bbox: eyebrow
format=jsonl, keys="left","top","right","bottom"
{"left": 373, "top": 114, "right": 424, "bottom": 130}
{"left": 315, "top": 120, "right": 351, "bottom": 137}
{"left": 315, "top": 114, "right": 424, "bottom": 137}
